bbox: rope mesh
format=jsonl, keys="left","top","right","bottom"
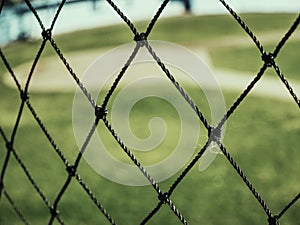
{"left": 0, "top": 0, "right": 299, "bottom": 224}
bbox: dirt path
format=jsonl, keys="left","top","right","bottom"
{"left": 3, "top": 30, "right": 300, "bottom": 101}
{"left": 202, "top": 29, "right": 300, "bottom": 49}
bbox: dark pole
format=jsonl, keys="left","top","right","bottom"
{"left": 91, "top": 0, "right": 96, "bottom": 11}
{"left": 183, "top": 0, "right": 191, "bottom": 13}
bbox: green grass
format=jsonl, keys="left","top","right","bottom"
{"left": 0, "top": 13, "right": 299, "bottom": 225}
{"left": 210, "top": 40, "right": 300, "bottom": 80}
{"left": 0, "top": 82, "right": 299, "bottom": 224}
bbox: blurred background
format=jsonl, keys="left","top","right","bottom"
{"left": 1, "top": 0, "right": 300, "bottom": 46}
{"left": 0, "top": 0, "right": 299, "bottom": 225}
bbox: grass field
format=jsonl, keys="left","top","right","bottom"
{"left": 0, "top": 13, "right": 299, "bottom": 225}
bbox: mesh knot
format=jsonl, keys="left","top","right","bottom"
{"left": 20, "top": 91, "right": 29, "bottom": 101}
{"left": 42, "top": 29, "right": 52, "bottom": 40}
{"left": 268, "top": 216, "right": 280, "bottom": 225}
{"left": 6, "top": 142, "right": 13, "bottom": 151}
{"left": 158, "top": 192, "right": 169, "bottom": 204}
{"left": 208, "top": 126, "right": 222, "bottom": 142}
{"left": 50, "top": 207, "right": 59, "bottom": 217}
{"left": 95, "top": 106, "right": 107, "bottom": 120}
{"left": 134, "top": 32, "right": 147, "bottom": 47}
{"left": 262, "top": 52, "right": 274, "bottom": 67}
{"left": 66, "top": 165, "right": 76, "bottom": 177}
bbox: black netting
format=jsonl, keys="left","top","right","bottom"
{"left": 0, "top": 0, "right": 299, "bottom": 224}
